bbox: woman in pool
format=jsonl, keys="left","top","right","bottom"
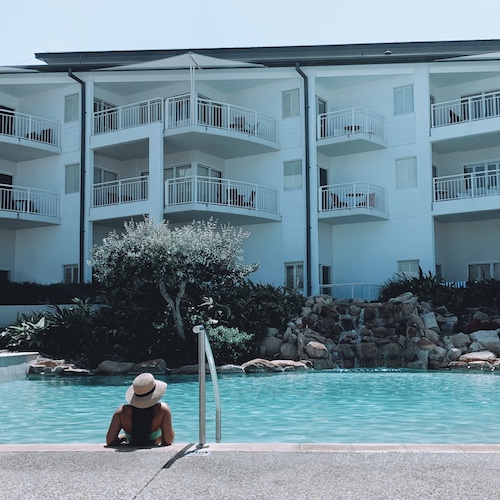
{"left": 106, "top": 372, "right": 175, "bottom": 446}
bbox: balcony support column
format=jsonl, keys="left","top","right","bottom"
{"left": 148, "top": 123, "right": 164, "bottom": 222}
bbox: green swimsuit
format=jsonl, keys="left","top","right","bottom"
{"left": 124, "top": 429, "right": 162, "bottom": 443}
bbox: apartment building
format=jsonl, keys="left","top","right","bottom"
{"left": 1, "top": 40, "right": 500, "bottom": 299}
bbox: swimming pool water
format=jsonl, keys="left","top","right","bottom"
{"left": 3, "top": 369, "right": 500, "bottom": 444}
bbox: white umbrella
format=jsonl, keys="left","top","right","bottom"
{"left": 104, "top": 51, "right": 263, "bottom": 95}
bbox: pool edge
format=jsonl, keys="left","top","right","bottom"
{"left": 1, "top": 442, "right": 500, "bottom": 453}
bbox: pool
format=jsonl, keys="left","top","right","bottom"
{"left": 2, "top": 369, "right": 500, "bottom": 444}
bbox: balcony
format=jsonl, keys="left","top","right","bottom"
{"left": 90, "top": 176, "right": 149, "bottom": 223}
{"left": 317, "top": 108, "right": 387, "bottom": 156}
{"left": 165, "top": 176, "right": 280, "bottom": 225}
{"left": 433, "top": 170, "right": 500, "bottom": 222}
{"left": 0, "top": 184, "right": 60, "bottom": 228}
{"left": 318, "top": 182, "right": 389, "bottom": 224}
{"left": 431, "top": 91, "right": 500, "bottom": 152}
{"left": 0, "top": 110, "right": 61, "bottom": 162}
{"left": 91, "top": 97, "right": 279, "bottom": 159}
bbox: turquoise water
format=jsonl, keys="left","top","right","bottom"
{"left": 2, "top": 369, "right": 500, "bottom": 444}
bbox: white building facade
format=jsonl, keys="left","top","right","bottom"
{"left": 1, "top": 41, "right": 500, "bottom": 299}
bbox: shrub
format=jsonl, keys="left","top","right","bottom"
{"left": 206, "top": 326, "right": 254, "bottom": 364}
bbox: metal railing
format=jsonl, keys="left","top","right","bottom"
{"left": 0, "top": 110, "right": 60, "bottom": 146}
{"left": 329, "top": 283, "right": 381, "bottom": 302}
{"left": 193, "top": 325, "right": 221, "bottom": 446}
{"left": 165, "top": 96, "right": 278, "bottom": 142}
{"left": 0, "top": 183, "right": 60, "bottom": 217}
{"left": 319, "top": 181, "right": 386, "bottom": 212}
{"left": 317, "top": 107, "right": 385, "bottom": 141}
{"left": 93, "top": 99, "right": 163, "bottom": 134}
{"left": 166, "top": 175, "right": 279, "bottom": 214}
{"left": 433, "top": 169, "right": 500, "bottom": 202}
{"left": 93, "top": 176, "right": 149, "bottom": 207}
{"left": 431, "top": 91, "right": 500, "bottom": 127}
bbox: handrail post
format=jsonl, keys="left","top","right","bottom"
{"left": 193, "top": 324, "right": 222, "bottom": 447}
{"left": 197, "top": 324, "right": 207, "bottom": 447}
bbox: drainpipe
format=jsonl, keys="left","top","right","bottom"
{"left": 68, "top": 69, "right": 86, "bottom": 284}
{"left": 295, "top": 63, "right": 312, "bottom": 296}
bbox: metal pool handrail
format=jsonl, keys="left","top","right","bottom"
{"left": 193, "top": 325, "right": 221, "bottom": 446}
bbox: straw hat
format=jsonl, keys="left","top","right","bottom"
{"left": 125, "top": 373, "right": 167, "bottom": 409}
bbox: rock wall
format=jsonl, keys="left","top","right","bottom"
{"left": 258, "top": 292, "right": 500, "bottom": 371}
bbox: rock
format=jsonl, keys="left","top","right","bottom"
{"left": 424, "top": 329, "right": 440, "bottom": 343}
{"left": 459, "top": 351, "right": 496, "bottom": 362}
{"left": 447, "top": 348, "right": 462, "bottom": 361}
{"left": 270, "top": 360, "right": 309, "bottom": 371}
{"left": 266, "top": 327, "right": 280, "bottom": 337}
{"left": 305, "top": 341, "right": 329, "bottom": 359}
{"left": 241, "top": 358, "right": 284, "bottom": 373}
{"left": 448, "top": 361, "right": 469, "bottom": 370}
{"left": 428, "top": 346, "right": 447, "bottom": 361}
{"left": 62, "top": 367, "right": 92, "bottom": 376}
{"left": 473, "top": 310, "right": 491, "bottom": 322}
{"left": 468, "top": 361, "right": 493, "bottom": 371}
{"left": 379, "top": 343, "right": 402, "bottom": 367}
{"left": 260, "top": 336, "right": 283, "bottom": 357}
{"left": 129, "top": 359, "right": 167, "bottom": 374}
{"left": 421, "top": 312, "right": 440, "bottom": 332}
{"left": 450, "top": 333, "right": 471, "bottom": 352}
{"left": 280, "top": 342, "right": 298, "bottom": 360}
{"left": 218, "top": 364, "right": 245, "bottom": 374}
{"left": 310, "top": 358, "right": 333, "bottom": 370}
{"left": 469, "top": 330, "right": 500, "bottom": 355}
{"left": 94, "top": 360, "right": 135, "bottom": 375}
{"left": 415, "top": 338, "right": 436, "bottom": 351}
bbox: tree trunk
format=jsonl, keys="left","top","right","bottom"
{"left": 159, "top": 280, "right": 187, "bottom": 340}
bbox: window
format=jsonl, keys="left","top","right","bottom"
{"left": 435, "top": 264, "right": 442, "bottom": 281}
{"left": 319, "top": 265, "right": 331, "bottom": 295}
{"left": 94, "top": 167, "right": 118, "bottom": 184}
{"left": 282, "top": 89, "right": 300, "bottom": 118}
{"left": 284, "top": 160, "right": 302, "bottom": 190}
{"left": 65, "top": 164, "right": 80, "bottom": 194}
{"left": 394, "top": 85, "right": 414, "bottom": 115}
{"left": 63, "top": 264, "right": 79, "bottom": 284}
{"left": 64, "top": 94, "right": 79, "bottom": 123}
{"left": 0, "top": 270, "right": 10, "bottom": 283}
{"left": 285, "top": 262, "right": 304, "bottom": 290}
{"left": 468, "top": 262, "right": 500, "bottom": 281}
{"left": 398, "top": 260, "right": 420, "bottom": 277}
{"left": 395, "top": 157, "right": 417, "bottom": 188}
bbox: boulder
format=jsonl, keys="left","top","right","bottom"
{"left": 129, "top": 358, "right": 167, "bottom": 374}
{"left": 280, "top": 342, "right": 298, "bottom": 360}
{"left": 260, "top": 336, "right": 283, "bottom": 357}
{"left": 459, "top": 351, "right": 496, "bottom": 363}
{"left": 218, "top": 364, "right": 245, "bottom": 374}
{"left": 305, "top": 341, "right": 329, "bottom": 359}
{"left": 447, "top": 347, "right": 462, "bottom": 361}
{"left": 421, "top": 312, "right": 440, "bottom": 332}
{"left": 469, "top": 330, "right": 500, "bottom": 355}
{"left": 270, "top": 360, "right": 309, "bottom": 371}
{"left": 94, "top": 360, "right": 135, "bottom": 375}
{"left": 449, "top": 332, "right": 471, "bottom": 352}
{"left": 241, "top": 358, "right": 284, "bottom": 373}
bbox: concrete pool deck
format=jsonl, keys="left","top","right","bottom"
{"left": 2, "top": 443, "right": 500, "bottom": 499}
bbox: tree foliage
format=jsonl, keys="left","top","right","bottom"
{"left": 89, "top": 217, "right": 259, "bottom": 339}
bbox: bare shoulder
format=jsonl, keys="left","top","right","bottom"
{"left": 159, "top": 402, "right": 172, "bottom": 413}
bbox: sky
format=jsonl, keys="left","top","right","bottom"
{"left": 3, "top": 0, "right": 500, "bottom": 66}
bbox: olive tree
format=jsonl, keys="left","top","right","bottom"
{"left": 89, "top": 217, "right": 258, "bottom": 340}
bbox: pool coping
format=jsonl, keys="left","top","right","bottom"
{"left": 2, "top": 442, "right": 500, "bottom": 453}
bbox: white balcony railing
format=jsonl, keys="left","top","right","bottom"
{"left": 317, "top": 108, "right": 385, "bottom": 141}
{"left": 431, "top": 91, "right": 500, "bottom": 127}
{"left": 328, "top": 283, "right": 381, "bottom": 302}
{"left": 93, "top": 176, "right": 149, "bottom": 207}
{"left": 433, "top": 169, "right": 500, "bottom": 202}
{"left": 92, "top": 96, "right": 278, "bottom": 143}
{"left": 0, "top": 183, "right": 60, "bottom": 217}
{"left": 0, "top": 110, "right": 60, "bottom": 146}
{"left": 93, "top": 99, "right": 163, "bottom": 134}
{"left": 165, "top": 176, "right": 279, "bottom": 214}
{"left": 319, "top": 182, "right": 386, "bottom": 212}
{"left": 165, "top": 97, "right": 278, "bottom": 142}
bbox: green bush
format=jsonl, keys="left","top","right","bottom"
{"left": 0, "top": 281, "right": 99, "bottom": 305}
{"left": 378, "top": 269, "right": 500, "bottom": 314}
{"left": 206, "top": 326, "right": 254, "bottom": 364}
